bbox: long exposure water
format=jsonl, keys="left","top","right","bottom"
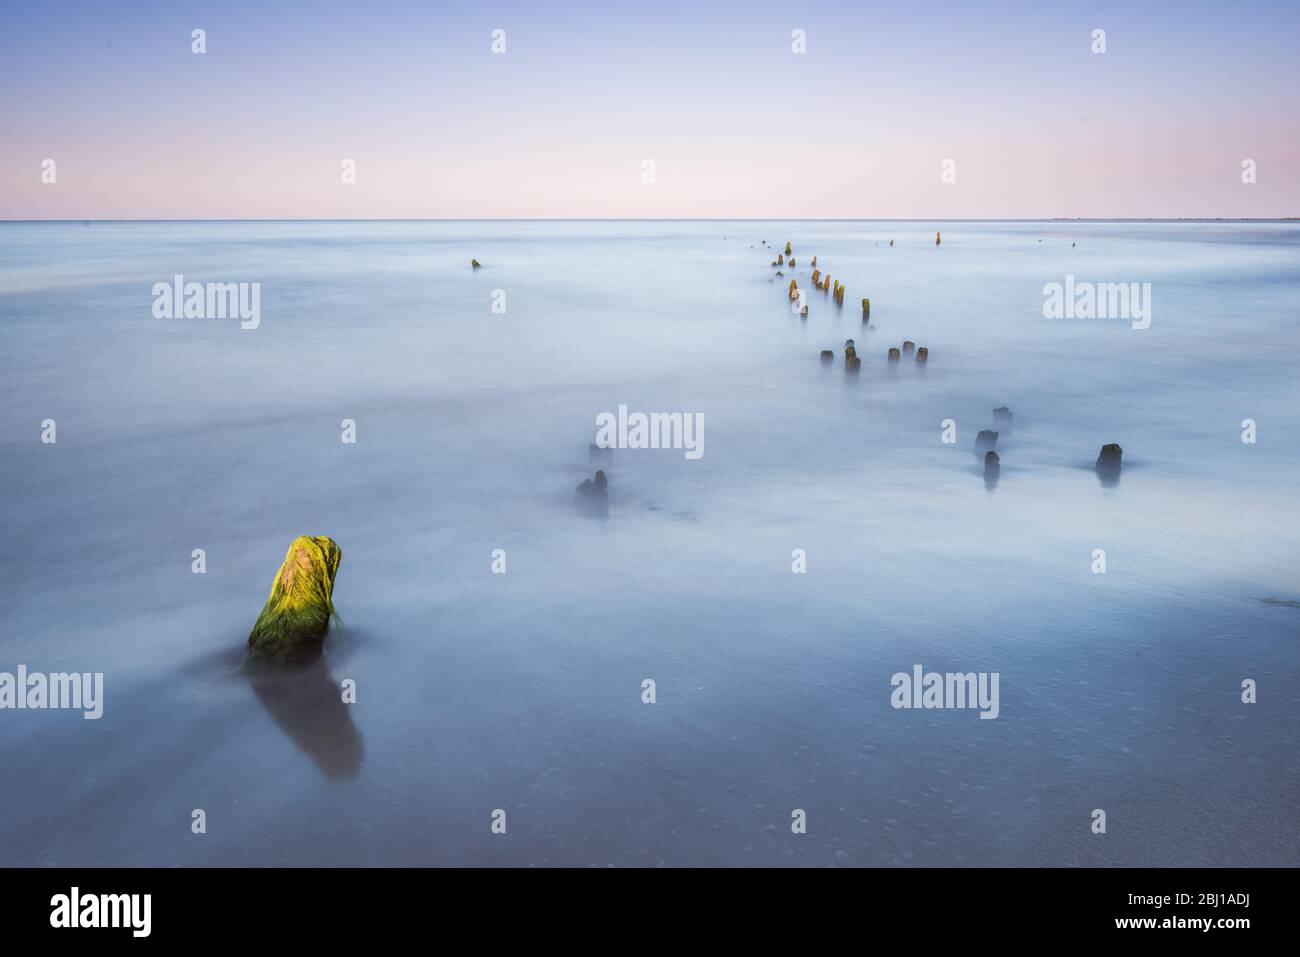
{"left": 1, "top": 220, "right": 1297, "bottom": 865}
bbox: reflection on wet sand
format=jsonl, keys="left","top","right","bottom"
{"left": 246, "top": 657, "right": 364, "bottom": 781}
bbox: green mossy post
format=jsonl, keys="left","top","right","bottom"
{"left": 862, "top": 298, "right": 870, "bottom": 322}
{"left": 248, "top": 536, "right": 342, "bottom": 665}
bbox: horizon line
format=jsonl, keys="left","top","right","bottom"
{"left": 3, "top": 217, "right": 1299, "bottom": 225}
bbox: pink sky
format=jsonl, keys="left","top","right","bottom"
{"left": 3, "top": 1, "right": 1297, "bottom": 219}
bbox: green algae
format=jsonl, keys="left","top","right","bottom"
{"left": 247, "top": 536, "right": 342, "bottom": 665}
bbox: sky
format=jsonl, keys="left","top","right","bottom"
{"left": 1, "top": 0, "right": 1297, "bottom": 219}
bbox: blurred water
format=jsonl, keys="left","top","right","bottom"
{"left": 0, "top": 220, "right": 1297, "bottom": 866}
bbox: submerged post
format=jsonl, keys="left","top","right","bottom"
{"left": 575, "top": 470, "right": 609, "bottom": 519}
{"left": 984, "top": 451, "right": 1000, "bottom": 488}
{"left": 1096, "top": 443, "right": 1123, "bottom": 487}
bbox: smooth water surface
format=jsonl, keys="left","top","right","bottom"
{"left": 1, "top": 220, "right": 1297, "bottom": 865}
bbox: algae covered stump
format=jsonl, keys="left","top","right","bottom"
{"left": 247, "top": 536, "right": 342, "bottom": 665}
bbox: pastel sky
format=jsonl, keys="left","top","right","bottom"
{"left": 2, "top": 0, "right": 1297, "bottom": 219}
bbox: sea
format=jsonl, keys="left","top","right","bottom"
{"left": 1, "top": 219, "right": 1296, "bottom": 865}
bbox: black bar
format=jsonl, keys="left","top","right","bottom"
{"left": 0, "top": 867, "right": 1278, "bottom": 942}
